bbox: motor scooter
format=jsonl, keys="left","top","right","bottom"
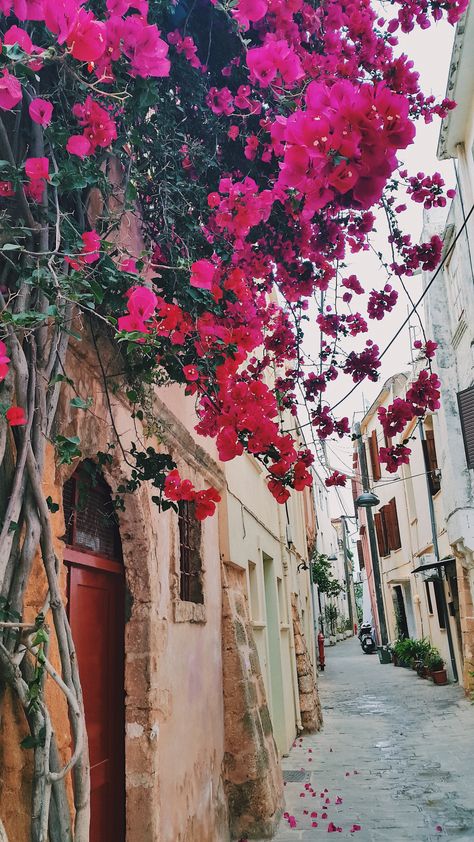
{"left": 358, "top": 622, "right": 376, "bottom": 654}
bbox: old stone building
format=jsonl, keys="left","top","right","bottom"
{"left": 0, "top": 217, "right": 321, "bottom": 842}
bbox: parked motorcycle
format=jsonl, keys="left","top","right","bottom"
{"left": 358, "top": 622, "right": 376, "bottom": 654}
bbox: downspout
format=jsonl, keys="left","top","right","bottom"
{"left": 277, "top": 500, "right": 303, "bottom": 734}
{"left": 418, "top": 419, "right": 459, "bottom": 682}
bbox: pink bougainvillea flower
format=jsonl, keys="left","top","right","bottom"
{"left": 0, "top": 341, "right": 10, "bottom": 382}
{"left": 325, "top": 470, "right": 347, "bottom": 487}
{"left": 0, "top": 181, "right": 15, "bottom": 197}
{"left": 336, "top": 796, "right": 343, "bottom": 805}
{"left": 120, "top": 258, "right": 138, "bottom": 274}
{"left": 122, "top": 17, "right": 171, "bottom": 77}
{"left": 66, "top": 135, "right": 92, "bottom": 158}
{"left": 25, "top": 157, "right": 49, "bottom": 181}
{"left": 80, "top": 230, "right": 101, "bottom": 264}
{"left": 127, "top": 286, "right": 157, "bottom": 320}
{"left": 29, "top": 98, "right": 53, "bottom": 126}
{"left": 66, "top": 10, "right": 107, "bottom": 62}
{"left": 3, "top": 24, "right": 34, "bottom": 52}
{"left": 190, "top": 259, "right": 215, "bottom": 290}
{"left": 24, "top": 179, "right": 45, "bottom": 202}
{"left": 435, "top": 826, "right": 443, "bottom": 833}
{"left": 6, "top": 406, "right": 27, "bottom": 426}
{"left": 183, "top": 365, "right": 199, "bottom": 382}
{"left": 232, "top": 0, "right": 267, "bottom": 28}
{"left": 0, "top": 69, "right": 22, "bottom": 111}
{"left": 194, "top": 487, "right": 221, "bottom": 520}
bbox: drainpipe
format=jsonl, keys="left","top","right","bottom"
{"left": 277, "top": 501, "right": 303, "bottom": 734}
{"left": 418, "top": 420, "right": 458, "bottom": 682}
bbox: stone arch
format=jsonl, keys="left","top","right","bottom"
{"left": 57, "top": 402, "right": 162, "bottom": 840}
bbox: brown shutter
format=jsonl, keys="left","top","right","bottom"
{"left": 424, "top": 429, "right": 441, "bottom": 495}
{"left": 369, "top": 429, "right": 381, "bottom": 482}
{"left": 357, "top": 539, "right": 365, "bottom": 569}
{"left": 387, "top": 498, "right": 401, "bottom": 551}
{"left": 374, "top": 511, "right": 387, "bottom": 557}
{"left": 458, "top": 386, "right": 474, "bottom": 469}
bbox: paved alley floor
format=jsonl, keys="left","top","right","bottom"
{"left": 261, "top": 637, "right": 474, "bottom": 842}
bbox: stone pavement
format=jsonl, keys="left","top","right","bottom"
{"left": 258, "top": 637, "right": 474, "bottom": 842}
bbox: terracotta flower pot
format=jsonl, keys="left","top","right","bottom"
{"left": 431, "top": 668, "right": 448, "bottom": 685}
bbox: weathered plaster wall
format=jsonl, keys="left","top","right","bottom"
{"left": 0, "top": 333, "right": 230, "bottom": 842}
{"left": 222, "top": 563, "right": 283, "bottom": 840}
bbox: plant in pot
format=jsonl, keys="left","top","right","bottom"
{"left": 425, "top": 648, "right": 448, "bottom": 685}
{"left": 413, "top": 639, "right": 431, "bottom": 677}
{"left": 393, "top": 638, "right": 412, "bottom": 668}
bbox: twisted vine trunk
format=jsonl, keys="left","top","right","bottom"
{"left": 0, "top": 106, "right": 90, "bottom": 841}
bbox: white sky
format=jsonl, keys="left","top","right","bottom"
{"left": 301, "top": 18, "right": 457, "bottom": 496}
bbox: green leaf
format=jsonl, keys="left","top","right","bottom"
{"left": 32, "top": 627, "right": 49, "bottom": 646}
{"left": 70, "top": 396, "right": 92, "bottom": 410}
{"left": 88, "top": 279, "right": 105, "bottom": 304}
{"left": 1, "top": 243, "right": 23, "bottom": 252}
{"left": 20, "top": 734, "right": 38, "bottom": 750}
{"left": 46, "top": 496, "right": 60, "bottom": 513}
{"left": 50, "top": 374, "right": 74, "bottom": 387}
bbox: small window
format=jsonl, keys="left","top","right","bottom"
{"left": 63, "top": 464, "right": 120, "bottom": 559}
{"left": 422, "top": 425, "right": 441, "bottom": 496}
{"left": 248, "top": 560, "right": 259, "bottom": 620}
{"left": 425, "top": 581, "right": 433, "bottom": 615}
{"left": 178, "top": 500, "right": 203, "bottom": 604}
{"left": 433, "top": 578, "right": 446, "bottom": 630}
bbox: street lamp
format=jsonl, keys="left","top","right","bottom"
{"left": 355, "top": 491, "right": 380, "bottom": 508}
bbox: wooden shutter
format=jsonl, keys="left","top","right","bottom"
{"left": 385, "top": 498, "right": 401, "bottom": 551}
{"left": 374, "top": 511, "right": 388, "bottom": 557}
{"left": 423, "top": 429, "right": 441, "bottom": 495}
{"left": 457, "top": 386, "right": 474, "bottom": 469}
{"left": 369, "top": 429, "right": 381, "bottom": 482}
{"left": 357, "top": 540, "right": 365, "bottom": 570}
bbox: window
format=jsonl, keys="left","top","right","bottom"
{"left": 248, "top": 560, "right": 259, "bottom": 620}
{"left": 425, "top": 581, "right": 433, "bottom": 615}
{"left": 433, "top": 578, "right": 446, "bottom": 630}
{"left": 63, "top": 464, "right": 120, "bottom": 559}
{"left": 374, "top": 498, "right": 401, "bottom": 557}
{"left": 445, "top": 246, "right": 464, "bottom": 326}
{"left": 422, "top": 425, "right": 441, "bottom": 496}
{"left": 368, "top": 429, "right": 381, "bottom": 482}
{"left": 458, "top": 386, "right": 474, "bottom": 469}
{"left": 385, "top": 498, "right": 401, "bottom": 551}
{"left": 178, "top": 500, "right": 203, "bottom": 604}
{"left": 374, "top": 510, "right": 389, "bottom": 557}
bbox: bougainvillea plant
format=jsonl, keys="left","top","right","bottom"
{"left": 0, "top": 0, "right": 466, "bottom": 837}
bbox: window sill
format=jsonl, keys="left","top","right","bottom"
{"left": 173, "top": 600, "right": 206, "bottom": 624}
{"left": 251, "top": 620, "right": 266, "bottom": 630}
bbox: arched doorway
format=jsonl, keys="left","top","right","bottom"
{"left": 63, "top": 464, "right": 125, "bottom": 842}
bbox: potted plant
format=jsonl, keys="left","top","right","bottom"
{"left": 425, "top": 648, "right": 448, "bottom": 685}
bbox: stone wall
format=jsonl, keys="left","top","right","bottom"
{"left": 222, "top": 563, "right": 283, "bottom": 840}
{"left": 291, "top": 594, "right": 322, "bottom": 733}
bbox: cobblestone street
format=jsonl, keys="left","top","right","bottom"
{"left": 261, "top": 637, "right": 474, "bottom": 842}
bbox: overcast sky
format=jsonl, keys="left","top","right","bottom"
{"left": 301, "top": 18, "right": 457, "bottom": 500}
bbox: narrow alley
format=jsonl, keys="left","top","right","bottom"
{"left": 262, "top": 638, "right": 474, "bottom": 842}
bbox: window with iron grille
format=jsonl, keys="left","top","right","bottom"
{"left": 178, "top": 500, "right": 203, "bottom": 604}
{"left": 63, "top": 464, "right": 121, "bottom": 559}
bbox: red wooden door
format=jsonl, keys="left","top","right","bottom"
{"left": 63, "top": 467, "right": 125, "bottom": 842}
{"left": 67, "top": 551, "right": 125, "bottom": 842}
